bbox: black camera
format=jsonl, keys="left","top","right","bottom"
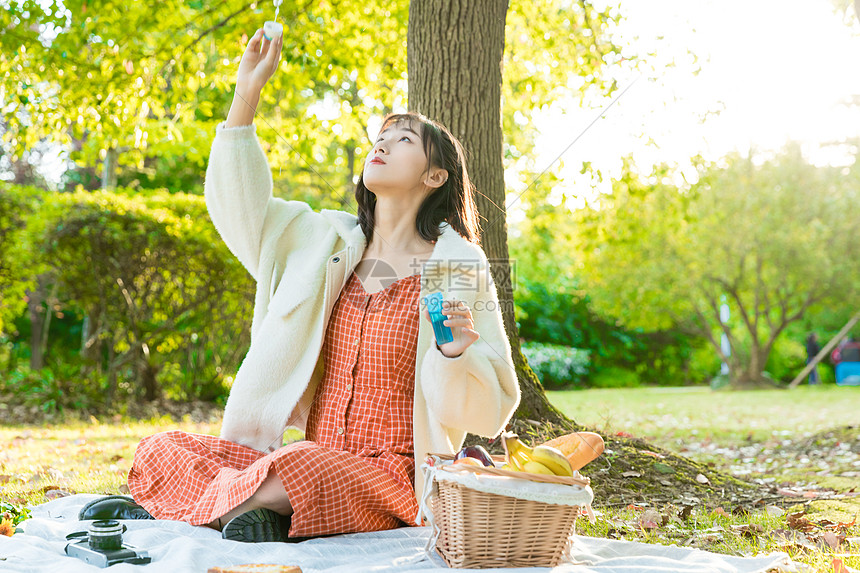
{"left": 65, "top": 519, "right": 151, "bottom": 568}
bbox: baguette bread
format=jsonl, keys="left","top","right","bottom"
{"left": 207, "top": 565, "right": 302, "bottom": 573}
{"left": 540, "top": 431, "right": 605, "bottom": 470}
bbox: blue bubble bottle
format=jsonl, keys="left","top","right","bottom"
{"left": 423, "top": 292, "right": 454, "bottom": 345}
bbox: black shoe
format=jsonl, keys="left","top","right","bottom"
{"left": 221, "top": 508, "right": 294, "bottom": 543}
{"left": 78, "top": 495, "right": 155, "bottom": 521}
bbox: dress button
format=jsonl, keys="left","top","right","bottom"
{"left": 354, "top": 337, "right": 360, "bottom": 346}
{"left": 332, "top": 256, "right": 340, "bottom": 263}
{"left": 346, "top": 383, "right": 353, "bottom": 391}
{"left": 337, "top": 426, "right": 344, "bottom": 435}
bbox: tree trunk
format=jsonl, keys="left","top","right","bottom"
{"left": 102, "top": 146, "right": 119, "bottom": 190}
{"left": 107, "top": 338, "right": 117, "bottom": 406}
{"left": 136, "top": 346, "right": 161, "bottom": 402}
{"left": 27, "top": 278, "right": 47, "bottom": 370}
{"left": 26, "top": 274, "right": 57, "bottom": 370}
{"left": 728, "top": 335, "right": 780, "bottom": 389}
{"left": 80, "top": 309, "right": 103, "bottom": 363}
{"left": 38, "top": 281, "right": 58, "bottom": 364}
{"left": 407, "top": 0, "right": 575, "bottom": 431}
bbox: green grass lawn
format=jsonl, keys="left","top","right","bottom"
{"left": 548, "top": 385, "right": 860, "bottom": 572}
{"left": 0, "top": 417, "right": 221, "bottom": 507}
{"left": 547, "top": 385, "right": 860, "bottom": 446}
{"left": 1, "top": 386, "right": 858, "bottom": 571}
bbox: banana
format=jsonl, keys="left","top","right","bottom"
{"left": 500, "top": 431, "right": 524, "bottom": 471}
{"left": 529, "top": 445, "right": 574, "bottom": 477}
{"left": 511, "top": 449, "right": 532, "bottom": 469}
{"left": 521, "top": 460, "right": 556, "bottom": 475}
{"left": 504, "top": 454, "right": 524, "bottom": 471}
{"left": 500, "top": 431, "right": 574, "bottom": 477}
{"left": 501, "top": 433, "right": 524, "bottom": 471}
{"left": 510, "top": 455, "right": 526, "bottom": 471}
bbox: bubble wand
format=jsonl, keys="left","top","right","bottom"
{"left": 263, "top": 0, "right": 283, "bottom": 41}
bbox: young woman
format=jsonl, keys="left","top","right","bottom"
{"left": 83, "top": 27, "right": 520, "bottom": 543}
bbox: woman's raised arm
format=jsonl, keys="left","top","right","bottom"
{"left": 204, "top": 28, "right": 288, "bottom": 281}
{"left": 226, "top": 28, "right": 283, "bottom": 127}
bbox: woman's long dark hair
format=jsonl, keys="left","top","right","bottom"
{"left": 355, "top": 112, "right": 481, "bottom": 246}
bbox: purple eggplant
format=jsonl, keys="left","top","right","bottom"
{"left": 454, "top": 445, "right": 494, "bottom": 467}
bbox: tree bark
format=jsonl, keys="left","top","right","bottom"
{"left": 27, "top": 279, "right": 47, "bottom": 370}
{"left": 101, "top": 146, "right": 119, "bottom": 190}
{"left": 26, "top": 274, "right": 57, "bottom": 370}
{"left": 80, "top": 309, "right": 103, "bottom": 363}
{"left": 107, "top": 338, "right": 117, "bottom": 406}
{"left": 136, "top": 343, "right": 161, "bottom": 402}
{"left": 407, "top": 0, "right": 575, "bottom": 430}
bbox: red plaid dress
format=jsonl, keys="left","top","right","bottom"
{"left": 128, "top": 270, "right": 423, "bottom": 538}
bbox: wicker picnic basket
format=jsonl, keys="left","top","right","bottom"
{"left": 422, "top": 452, "right": 593, "bottom": 569}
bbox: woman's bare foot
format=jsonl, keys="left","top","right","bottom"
{"left": 207, "top": 471, "right": 293, "bottom": 531}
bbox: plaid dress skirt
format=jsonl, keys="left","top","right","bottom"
{"left": 128, "top": 270, "right": 423, "bottom": 538}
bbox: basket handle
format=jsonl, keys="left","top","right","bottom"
{"left": 439, "top": 460, "right": 591, "bottom": 486}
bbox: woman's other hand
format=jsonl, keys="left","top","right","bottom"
{"left": 422, "top": 298, "right": 480, "bottom": 358}
{"left": 236, "top": 28, "right": 283, "bottom": 96}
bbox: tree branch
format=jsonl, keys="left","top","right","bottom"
{"left": 156, "top": 4, "right": 254, "bottom": 80}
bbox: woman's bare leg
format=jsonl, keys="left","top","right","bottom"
{"left": 207, "top": 470, "right": 293, "bottom": 530}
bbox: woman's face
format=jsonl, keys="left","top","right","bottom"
{"left": 362, "top": 121, "right": 438, "bottom": 195}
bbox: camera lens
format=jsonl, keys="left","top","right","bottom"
{"left": 88, "top": 519, "right": 124, "bottom": 551}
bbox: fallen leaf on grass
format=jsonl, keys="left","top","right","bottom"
{"left": 823, "top": 517, "right": 856, "bottom": 533}
{"left": 821, "top": 531, "right": 841, "bottom": 550}
{"left": 118, "top": 484, "right": 130, "bottom": 494}
{"left": 642, "top": 451, "right": 666, "bottom": 459}
{"left": 622, "top": 471, "right": 641, "bottom": 478}
{"left": 604, "top": 516, "right": 636, "bottom": 539}
{"left": 638, "top": 508, "right": 661, "bottom": 530}
{"left": 44, "top": 489, "right": 72, "bottom": 501}
{"left": 765, "top": 505, "right": 785, "bottom": 517}
{"left": 773, "top": 527, "right": 847, "bottom": 552}
{"left": 0, "top": 519, "right": 13, "bottom": 537}
{"left": 787, "top": 511, "right": 815, "bottom": 532}
{"left": 683, "top": 526, "right": 726, "bottom": 546}
{"left": 730, "top": 523, "right": 764, "bottom": 537}
{"left": 731, "top": 504, "right": 750, "bottom": 516}
{"left": 712, "top": 507, "right": 730, "bottom": 518}
{"left": 772, "top": 528, "right": 817, "bottom": 551}
{"left": 777, "top": 487, "right": 807, "bottom": 497}
{"left": 45, "top": 468, "right": 63, "bottom": 481}
{"left": 696, "top": 474, "right": 709, "bottom": 484}
{"left": 0, "top": 475, "right": 12, "bottom": 484}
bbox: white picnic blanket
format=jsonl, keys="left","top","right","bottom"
{"left": 0, "top": 495, "right": 803, "bottom": 573}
